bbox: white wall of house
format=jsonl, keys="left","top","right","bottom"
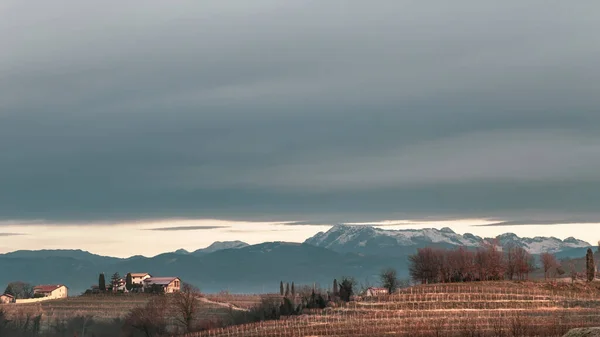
{"left": 0, "top": 295, "right": 13, "bottom": 304}
{"left": 131, "top": 274, "right": 151, "bottom": 285}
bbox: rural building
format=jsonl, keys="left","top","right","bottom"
{"left": 33, "top": 284, "right": 68, "bottom": 299}
{"left": 0, "top": 293, "right": 14, "bottom": 304}
{"left": 143, "top": 277, "right": 181, "bottom": 293}
{"left": 130, "top": 273, "right": 152, "bottom": 286}
{"left": 111, "top": 278, "right": 127, "bottom": 292}
{"left": 364, "top": 287, "right": 388, "bottom": 297}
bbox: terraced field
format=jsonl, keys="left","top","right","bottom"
{"left": 0, "top": 293, "right": 232, "bottom": 331}
{"left": 185, "top": 282, "right": 600, "bottom": 337}
{"left": 203, "top": 293, "right": 280, "bottom": 309}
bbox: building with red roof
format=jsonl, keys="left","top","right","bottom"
{"left": 33, "top": 284, "right": 68, "bottom": 299}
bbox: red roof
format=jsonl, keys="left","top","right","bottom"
{"left": 1, "top": 293, "right": 14, "bottom": 298}
{"left": 34, "top": 284, "right": 65, "bottom": 293}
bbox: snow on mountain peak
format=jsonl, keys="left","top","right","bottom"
{"left": 304, "top": 225, "right": 591, "bottom": 255}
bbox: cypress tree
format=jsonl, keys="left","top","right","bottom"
{"left": 586, "top": 248, "right": 595, "bottom": 282}
{"left": 126, "top": 273, "right": 133, "bottom": 291}
{"left": 285, "top": 283, "right": 290, "bottom": 297}
{"left": 291, "top": 282, "right": 295, "bottom": 296}
{"left": 333, "top": 279, "right": 339, "bottom": 296}
{"left": 99, "top": 273, "right": 106, "bottom": 291}
{"left": 280, "top": 281, "right": 284, "bottom": 296}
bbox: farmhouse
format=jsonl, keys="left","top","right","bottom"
{"left": 130, "top": 272, "right": 152, "bottom": 286}
{"left": 364, "top": 287, "right": 388, "bottom": 297}
{"left": 111, "top": 278, "right": 126, "bottom": 292}
{"left": 0, "top": 293, "right": 14, "bottom": 304}
{"left": 143, "top": 277, "right": 181, "bottom": 293}
{"left": 33, "top": 284, "right": 68, "bottom": 299}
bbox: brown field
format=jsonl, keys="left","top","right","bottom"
{"left": 203, "top": 293, "right": 281, "bottom": 309}
{"left": 185, "top": 281, "right": 600, "bottom": 337}
{"left": 0, "top": 293, "right": 233, "bottom": 330}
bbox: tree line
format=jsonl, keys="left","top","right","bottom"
{"left": 408, "top": 242, "right": 564, "bottom": 285}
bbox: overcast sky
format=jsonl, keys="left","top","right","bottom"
{"left": 1, "top": 1, "right": 600, "bottom": 255}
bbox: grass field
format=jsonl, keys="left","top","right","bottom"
{"left": 185, "top": 281, "right": 600, "bottom": 337}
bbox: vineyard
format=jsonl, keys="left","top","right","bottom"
{"left": 0, "top": 293, "right": 232, "bottom": 330}
{"left": 185, "top": 282, "right": 600, "bottom": 337}
{"left": 203, "top": 293, "right": 280, "bottom": 309}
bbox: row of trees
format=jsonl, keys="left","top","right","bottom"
{"left": 278, "top": 278, "right": 356, "bottom": 303}
{"left": 94, "top": 272, "right": 142, "bottom": 293}
{"left": 408, "top": 243, "right": 548, "bottom": 285}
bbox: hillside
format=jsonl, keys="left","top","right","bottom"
{"left": 188, "top": 281, "right": 600, "bottom": 337}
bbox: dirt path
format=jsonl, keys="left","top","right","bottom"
{"left": 198, "top": 297, "right": 249, "bottom": 312}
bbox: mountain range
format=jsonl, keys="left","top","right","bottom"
{"left": 0, "top": 226, "right": 593, "bottom": 295}
{"left": 306, "top": 225, "right": 590, "bottom": 256}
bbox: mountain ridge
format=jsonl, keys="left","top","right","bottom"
{"left": 0, "top": 228, "right": 592, "bottom": 295}
{"left": 305, "top": 225, "right": 591, "bottom": 256}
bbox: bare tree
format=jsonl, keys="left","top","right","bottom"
{"left": 125, "top": 296, "right": 168, "bottom": 337}
{"left": 172, "top": 283, "right": 201, "bottom": 333}
{"left": 409, "top": 247, "right": 440, "bottom": 284}
{"left": 513, "top": 246, "right": 532, "bottom": 280}
{"left": 479, "top": 240, "right": 505, "bottom": 281}
{"left": 541, "top": 252, "right": 558, "bottom": 279}
{"left": 379, "top": 268, "right": 399, "bottom": 294}
{"left": 504, "top": 244, "right": 517, "bottom": 280}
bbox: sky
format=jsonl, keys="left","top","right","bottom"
{"left": 1, "top": 1, "right": 600, "bottom": 256}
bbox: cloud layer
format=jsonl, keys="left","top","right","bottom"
{"left": 2, "top": 1, "right": 600, "bottom": 223}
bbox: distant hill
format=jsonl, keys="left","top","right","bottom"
{"left": 0, "top": 242, "right": 404, "bottom": 295}
{"left": 0, "top": 249, "right": 123, "bottom": 265}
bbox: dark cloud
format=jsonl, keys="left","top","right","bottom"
{"left": 145, "top": 226, "right": 229, "bottom": 231}
{"left": 1, "top": 1, "right": 600, "bottom": 223}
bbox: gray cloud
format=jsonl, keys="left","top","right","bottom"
{"left": 2, "top": 1, "right": 600, "bottom": 223}
{"left": 145, "top": 226, "right": 229, "bottom": 231}
{"left": 474, "top": 219, "right": 600, "bottom": 227}
{"left": 0, "top": 233, "right": 26, "bottom": 236}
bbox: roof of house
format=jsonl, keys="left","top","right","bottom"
{"left": 34, "top": 284, "right": 65, "bottom": 293}
{"left": 143, "top": 277, "right": 179, "bottom": 285}
{"left": 1, "top": 293, "right": 14, "bottom": 298}
{"left": 131, "top": 273, "right": 151, "bottom": 277}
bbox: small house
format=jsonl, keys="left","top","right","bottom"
{"left": 364, "top": 287, "right": 388, "bottom": 297}
{"left": 0, "top": 293, "right": 14, "bottom": 304}
{"left": 33, "top": 284, "right": 68, "bottom": 299}
{"left": 143, "top": 277, "right": 181, "bottom": 293}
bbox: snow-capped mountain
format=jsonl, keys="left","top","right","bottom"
{"left": 494, "top": 233, "right": 590, "bottom": 254}
{"left": 191, "top": 240, "right": 249, "bottom": 255}
{"left": 304, "top": 225, "right": 591, "bottom": 256}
